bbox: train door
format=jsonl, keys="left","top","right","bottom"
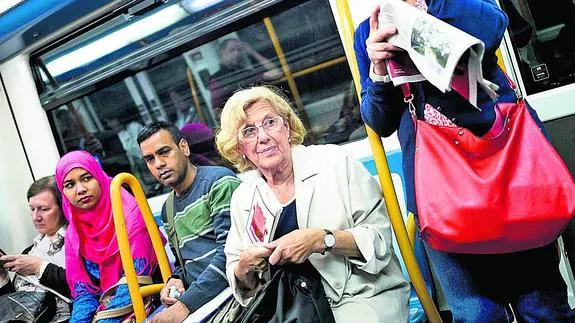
{"left": 499, "top": 0, "right": 575, "bottom": 306}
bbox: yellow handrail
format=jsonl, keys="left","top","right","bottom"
{"left": 279, "top": 56, "right": 348, "bottom": 81}
{"left": 111, "top": 173, "right": 172, "bottom": 322}
{"left": 263, "top": 17, "right": 312, "bottom": 131}
{"left": 407, "top": 213, "right": 417, "bottom": 247}
{"left": 186, "top": 67, "right": 208, "bottom": 125}
{"left": 333, "top": 1, "right": 442, "bottom": 322}
{"left": 495, "top": 49, "right": 507, "bottom": 74}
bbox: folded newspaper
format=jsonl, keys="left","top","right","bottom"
{"left": 380, "top": 0, "right": 498, "bottom": 109}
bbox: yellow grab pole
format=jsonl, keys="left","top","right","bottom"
{"left": 407, "top": 212, "right": 417, "bottom": 247}
{"left": 334, "top": 1, "right": 442, "bottom": 322}
{"left": 187, "top": 68, "right": 207, "bottom": 125}
{"left": 263, "top": 17, "right": 312, "bottom": 131}
{"left": 495, "top": 49, "right": 507, "bottom": 74}
{"left": 282, "top": 56, "right": 348, "bottom": 80}
{"left": 111, "top": 173, "right": 172, "bottom": 322}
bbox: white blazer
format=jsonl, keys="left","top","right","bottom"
{"left": 225, "top": 145, "right": 409, "bottom": 322}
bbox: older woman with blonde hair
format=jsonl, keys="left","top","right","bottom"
{"left": 216, "top": 86, "right": 409, "bottom": 322}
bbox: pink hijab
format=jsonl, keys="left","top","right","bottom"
{"left": 55, "top": 150, "right": 155, "bottom": 296}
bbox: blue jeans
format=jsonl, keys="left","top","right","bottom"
{"left": 423, "top": 242, "right": 575, "bottom": 322}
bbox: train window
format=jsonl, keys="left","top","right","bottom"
{"left": 500, "top": 0, "right": 575, "bottom": 94}
{"left": 39, "top": 0, "right": 364, "bottom": 198}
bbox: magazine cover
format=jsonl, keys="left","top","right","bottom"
{"left": 246, "top": 186, "right": 278, "bottom": 244}
{"left": 386, "top": 52, "right": 426, "bottom": 85}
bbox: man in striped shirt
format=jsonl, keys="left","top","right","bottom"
{"left": 138, "top": 122, "right": 240, "bottom": 322}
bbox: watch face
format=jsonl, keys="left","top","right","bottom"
{"left": 324, "top": 233, "right": 336, "bottom": 248}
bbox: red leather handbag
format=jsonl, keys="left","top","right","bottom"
{"left": 403, "top": 83, "right": 575, "bottom": 254}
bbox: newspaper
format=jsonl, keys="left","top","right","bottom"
{"left": 246, "top": 186, "right": 279, "bottom": 244}
{"left": 379, "top": 0, "right": 498, "bottom": 108}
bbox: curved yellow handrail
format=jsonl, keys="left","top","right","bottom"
{"left": 333, "top": 1, "right": 442, "bottom": 322}
{"left": 111, "top": 173, "right": 172, "bottom": 322}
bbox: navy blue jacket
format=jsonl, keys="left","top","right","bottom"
{"left": 355, "top": 0, "right": 545, "bottom": 214}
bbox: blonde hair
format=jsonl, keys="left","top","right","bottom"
{"left": 216, "top": 86, "right": 306, "bottom": 172}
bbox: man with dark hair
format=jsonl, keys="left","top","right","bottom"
{"left": 138, "top": 121, "right": 240, "bottom": 322}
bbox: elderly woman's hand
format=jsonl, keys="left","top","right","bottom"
{"left": 235, "top": 245, "right": 273, "bottom": 290}
{"left": 265, "top": 228, "right": 325, "bottom": 265}
{"left": 0, "top": 254, "right": 43, "bottom": 276}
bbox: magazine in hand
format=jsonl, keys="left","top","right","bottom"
{"left": 246, "top": 187, "right": 278, "bottom": 244}
{"left": 379, "top": 0, "right": 498, "bottom": 109}
{"left": 385, "top": 52, "right": 425, "bottom": 85}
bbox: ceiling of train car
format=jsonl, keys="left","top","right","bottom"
{"left": 0, "top": 0, "right": 116, "bottom": 62}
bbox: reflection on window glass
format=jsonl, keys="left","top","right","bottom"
{"left": 501, "top": 0, "right": 575, "bottom": 94}
{"left": 37, "top": 0, "right": 243, "bottom": 87}
{"left": 47, "top": 0, "right": 364, "bottom": 198}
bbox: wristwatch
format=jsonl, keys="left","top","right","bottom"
{"left": 323, "top": 229, "right": 336, "bottom": 253}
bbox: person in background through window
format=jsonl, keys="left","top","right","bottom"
{"left": 209, "top": 38, "right": 283, "bottom": 118}
{"left": 55, "top": 108, "right": 104, "bottom": 157}
{"left": 104, "top": 115, "right": 156, "bottom": 193}
{"left": 170, "top": 91, "right": 198, "bottom": 128}
{"left": 105, "top": 115, "right": 144, "bottom": 170}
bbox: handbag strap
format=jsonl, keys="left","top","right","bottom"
{"left": 502, "top": 73, "right": 523, "bottom": 101}
{"left": 166, "top": 192, "right": 186, "bottom": 277}
{"left": 400, "top": 83, "right": 418, "bottom": 124}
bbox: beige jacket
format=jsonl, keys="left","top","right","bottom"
{"left": 224, "top": 144, "right": 410, "bottom": 322}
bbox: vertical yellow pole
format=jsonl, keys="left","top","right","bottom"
{"left": 263, "top": 17, "right": 312, "bottom": 130}
{"left": 495, "top": 49, "right": 507, "bottom": 73}
{"left": 111, "top": 173, "right": 172, "bottom": 322}
{"left": 333, "top": 1, "right": 442, "bottom": 322}
{"left": 187, "top": 68, "right": 207, "bottom": 125}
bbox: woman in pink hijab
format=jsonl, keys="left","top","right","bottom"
{"left": 55, "top": 150, "right": 157, "bottom": 322}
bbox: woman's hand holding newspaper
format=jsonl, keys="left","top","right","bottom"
{"left": 366, "top": 5, "right": 401, "bottom": 76}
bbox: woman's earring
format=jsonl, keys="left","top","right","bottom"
{"left": 242, "top": 155, "right": 246, "bottom": 159}
{"left": 288, "top": 138, "right": 292, "bottom": 143}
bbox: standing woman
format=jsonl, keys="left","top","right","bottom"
{"left": 55, "top": 150, "right": 158, "bottom": 322}
{"left": 355, "top": 0, "right": 575, "bottom": 321}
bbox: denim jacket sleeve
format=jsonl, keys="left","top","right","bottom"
{"left": 354, "top": 20, "right": 405, "bottom": 138}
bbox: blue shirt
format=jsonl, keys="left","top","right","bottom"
{"left": 70, "top": 258, "right": 152, "bottom": 323}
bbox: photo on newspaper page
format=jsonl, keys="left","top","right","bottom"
{"left": 379, "top": 0, "right": 488, "bottom": 108}
{"left": 246, "top": 186, "right": 277, "bottom": 244}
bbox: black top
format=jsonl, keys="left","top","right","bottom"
{"left": 270, "top": 200, "right": 316, "bottom": 276}
{"left": 273, "top": 200, "right": 298, "bottom": 240}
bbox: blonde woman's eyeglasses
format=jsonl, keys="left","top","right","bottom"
{"left": 239, "top": 116, "right": 284, "bottom": 142}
